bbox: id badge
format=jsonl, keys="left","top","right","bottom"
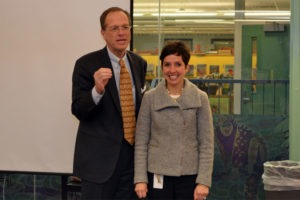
{"left": 153, "top": 174, "right": 163, "bottom": 189}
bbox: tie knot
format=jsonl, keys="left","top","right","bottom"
{"left": 119, "top": 59, "right": 125, "bottom": 67}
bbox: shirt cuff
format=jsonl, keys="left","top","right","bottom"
{"left": 92, "top": 87, "right": 104, "bottom": 105}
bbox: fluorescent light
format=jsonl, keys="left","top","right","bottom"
{"left": 133, "top": 13, "right": 144, "bottom": 17}
{"left": 235, "top": 19, "right": 290, "bottom": 22}
{"left": 134, "top": 8, "right": 179, "bottom": 12}
{"left": 222, "top": 11, "right": 290, "bottom": 17}
{"left": 134, "top": 2, "right": 233, "bottom": 7}
{"left": 152, "top": 13, "right": 217, "bottom": 17}
{"left": 223, "top": 13, "right": 235, "bottom": 16}
{"left": 174, "top": 19, "right": 234, "bottom": 24}
{"left": 245, "top": 12, "right": 290, "bottom": 16}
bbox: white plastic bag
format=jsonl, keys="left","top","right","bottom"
{"left": 262, "top": 160, "right": 300, "bottom": 191}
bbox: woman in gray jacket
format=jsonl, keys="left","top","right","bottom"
{"left": 134, "top": 41, "right": 214, "bottom": 200}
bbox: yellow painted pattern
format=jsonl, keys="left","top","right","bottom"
{"left": 119, "top": 59, "right": 135, "bottom": 145}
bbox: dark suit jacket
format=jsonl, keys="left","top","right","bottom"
{"left": 72, "top": 47, "right": 147, "bottom": 184}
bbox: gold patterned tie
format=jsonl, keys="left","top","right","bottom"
{"left": 119, "top": 59, "right": 136, "bottom": 145}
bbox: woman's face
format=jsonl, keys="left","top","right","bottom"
{"left": 162, "top": 54, "right": 189, "bottom": 88}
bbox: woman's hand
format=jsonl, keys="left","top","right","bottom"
{"left": 135, "top": 183, "right": 148, "bottom": 199}
{"left": 194, "top": 184, "right": 209, "bottom": 200}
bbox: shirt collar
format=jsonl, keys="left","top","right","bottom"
{"left": 106, "top": 47, "right": 127, "bottom": 64}
{"left": 153, "top": 79, "right": 202, "bottom": 110}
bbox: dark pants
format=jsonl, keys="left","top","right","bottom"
{"left": 147, "top": 172, "right": 197, "bottom": 200}
{"left": 81, "top": 139, "right": 138, "bottom": 200}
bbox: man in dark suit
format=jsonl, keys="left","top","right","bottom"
{"left": 71, "top": 7, "right": 147, "bottom": 199}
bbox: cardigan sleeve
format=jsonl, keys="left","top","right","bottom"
{"left": 196, "top": 91, "right": 214, "bottom": 187}
{"left": 134, "top": 91, "right": 152, "bottom": 184}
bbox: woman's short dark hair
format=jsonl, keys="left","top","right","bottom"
{"left": 100, "top": 7, "right": 131, "bottom": 30}
{"left": 159, "top": 41, "right": 191, "bottom": 66}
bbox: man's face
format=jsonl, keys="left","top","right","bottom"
{"left": 101, "top": 11, "right": 131, "bottom": 58}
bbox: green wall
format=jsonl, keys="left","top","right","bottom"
{"left": 241, "top": 25, "right": 289, "bottom": 115}
{"left": 289, "top": 0, "right": 300, "bottom": 161}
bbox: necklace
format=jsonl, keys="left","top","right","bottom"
{"left": 167, "top": 87, "right": 183, "bottom": 95}
{"left": 165, "top": 81, "right": 185, "bottom": 99}
{"left": 166, "top": 87, "right": 183, "bottom": 101}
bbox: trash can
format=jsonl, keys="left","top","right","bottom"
{"left": 262, "top": 160, "right": 300, "bottom": 200}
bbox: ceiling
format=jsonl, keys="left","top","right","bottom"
{"left": 133, "top": 0, "right": 290, "bottom": 34}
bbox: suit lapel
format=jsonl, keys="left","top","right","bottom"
{"left": 127, "top": 53, "right": 142, "bottom": 114}
{"left": 101, "top": 49, "right": 141, "bottom": 116}
{"left": 107, "top": 74, "right": 122, "bottom": 115}
{"left": 101, "top": 48, "right": 122, "bottom": 115}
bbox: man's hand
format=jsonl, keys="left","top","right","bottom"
{"left": 135, "top": 183, "right": 148, "bottom": 199}
{"left": 194, "top": 184, "right": 209, "bottom": 200}
{"left": 94, "top": 68, "right": 112, "bottom": 94}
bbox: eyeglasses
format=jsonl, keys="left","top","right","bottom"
{"left": 106, "top": 25, "right": 131, "bottom": 32}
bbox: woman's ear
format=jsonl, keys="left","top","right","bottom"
{"left": 185, "top": 64, "right": 190, "bottom": 73}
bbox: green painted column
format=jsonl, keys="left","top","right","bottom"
{"left": 289, "top": 0, "right": 300, "bottom": 161}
